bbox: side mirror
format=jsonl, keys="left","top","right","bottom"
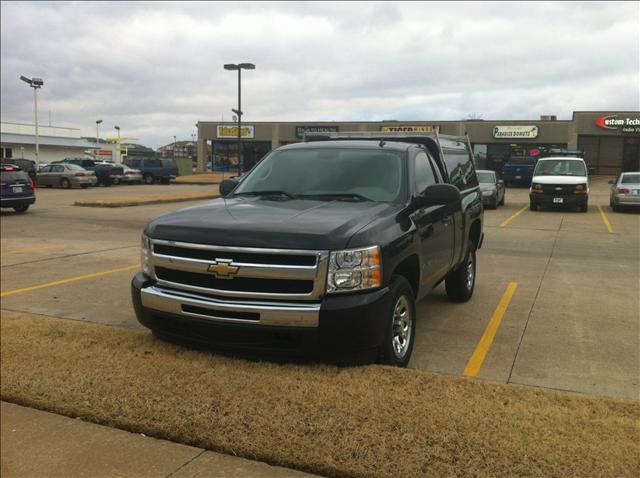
{"left": 498, "top": 179, "right": 505, "bottom": 185}
{"left": 219, "top": 178, "right": 240, "bottom": 197}
{"left": 417, "top": 184, "right": 461, "bottom": 208}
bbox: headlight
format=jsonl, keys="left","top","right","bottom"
{"left": 327, "top": 246, "right": 381, "bottom": 294}
{"left": 141, "top": 235, "right": 152, "bottom": 276}
{"left": 533, "top": 183, "right": 543, "bottom": 190}
{"left": 482, "top": 190, "right": 494, "bottom": 196}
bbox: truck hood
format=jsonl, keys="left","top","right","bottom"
{"left": 532, "top": 176, "right": 588, "bottom": 185}
{"left": 146, "top": 196, "right": 404, "bottom": 250}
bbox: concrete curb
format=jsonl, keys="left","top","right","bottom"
{"left": 74, "top": 194, "right": 219, "bottom": 208}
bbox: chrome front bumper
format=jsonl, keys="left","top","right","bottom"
{"left": 140, "top": 285, "right": 321, "bottom": 328}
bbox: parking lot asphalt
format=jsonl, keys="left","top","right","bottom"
{"left": 1, "top": 178, "right": 638, "bottom": 400}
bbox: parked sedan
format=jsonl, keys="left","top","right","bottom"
{"left": 609, "top": 172, "right": 640, "bottom": 211}
{"left": 476, "top": 169, "right": 505, "bottom": 209}
{"left": 37, "top": 163, "right": 97, "bottom": 189}
{"left": 121, "top": 164, "right": 143, "bottom": 184}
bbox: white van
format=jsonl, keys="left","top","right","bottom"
{"left": 529, "top": 157, "right": 589, "bottom": 212}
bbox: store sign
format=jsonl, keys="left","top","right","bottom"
{"left": 492, "top": 125, "right": 539, "bottom": 139}
{"left": 595, "top": 115, "right": 640, "bottom": 133}
{"left": 381, "top": 125, "right": 439, "bottom": 133}
{"left": 295, "top": 125, "right": 339, "bottom": 139}
{"left": 216, "top": 125, "right": 255, "bottom": 139}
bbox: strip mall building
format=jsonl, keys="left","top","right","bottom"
{"left": 196, "top": 111, "right": 640, "bottom": 175}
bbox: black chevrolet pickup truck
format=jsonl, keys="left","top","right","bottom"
{"left": 132, "top": 132, "right": 483, "bottom": 366}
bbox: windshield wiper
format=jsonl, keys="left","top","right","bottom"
{"left": 296, "top": 193, "right": 373, "bottom": 202}
{"left": 233, "top": 190, "right": 295, "bottom": 199}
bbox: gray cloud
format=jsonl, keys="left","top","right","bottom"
{"left": 1, "top": 1, "right": 638, "bottom": 148}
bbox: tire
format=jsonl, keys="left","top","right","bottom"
{"left": 13, "top": 204, "right": 29, "bottom": 213}
{"left": 580, "top": 203, "right": 588, "bottom": 213}
{"left": 60, "top": 178, "right": 71, "bottom": 189}
{"left": 144, "top": 175, "right": 155, "bottom": 185}
{"left": 612, "top": 204, "right": 620, "bottom": 212}
{"left": 499, "top": 194, "right": 505, "bottom": 206}
{"left": 80, "top": 184, "right": 89, "bottom": 189}
{"left": 445, "top": 240, "right": 476, "bottom": 303}
{"left": 378, "top": 275, "right": 416, "bottom": 367}
{"left": 529, "top": 201, "right": 537, "bottom": 211}
{"left": 113, "top": 178, "right": 120, "bottom": 185}
{"left": 160, "top": 177, "right": 170, "bottom": 185}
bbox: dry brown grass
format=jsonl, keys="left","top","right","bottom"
{"left": 172, "top": 172, "right": 229, "bottom": 184}
{"left": 1, "top": 310, "right": 638, "bottom": 478}
{"left": 73, "top": 191, "right": 219, "bottom": 207}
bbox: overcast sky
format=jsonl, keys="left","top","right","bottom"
{"left": 1, "top": 1, "right": 638, "bottom": 149}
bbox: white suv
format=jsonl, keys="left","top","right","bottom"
{"left": 529, "top": 157, "right": 589, "bottom": 212}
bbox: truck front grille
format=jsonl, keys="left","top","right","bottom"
{"left": 541, "top": 184, "right": 578, "bottom": 196}
{"left": 149, "top": 239, "right": 329, "bottom": 301}
{"left": 153, "top": 244, "right": 316, "bottom": 266}
{"left": 155, "top": 267, "right": 314, "bottom": 294}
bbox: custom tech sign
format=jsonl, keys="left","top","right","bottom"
{"left": 595, "top": 115, "right": 640, "bottom": 134}
{"left": 381, "top": 125, "right": 439, "bottom": 133}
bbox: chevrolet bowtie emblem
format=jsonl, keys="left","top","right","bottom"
{"left": 208, "top": 260, "right": 239, "bottom": 279}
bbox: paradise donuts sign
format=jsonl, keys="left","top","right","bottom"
{"left": 594, "top": 115, "right": 640, "bottom": 134}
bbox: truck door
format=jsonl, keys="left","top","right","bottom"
{"left": 411, "top": 151, "right": 455, "bottom": 288}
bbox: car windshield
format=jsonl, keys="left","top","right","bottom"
{"left": 1, "top": 170, "right": 29, "bottom": 183}
{"left": 477, "top": 172, "right": 496, "bottom": 183}
{"left": 621, "top": 173, "right": 640, "bottom": 184}
{"left": 233, "top": 148, "right": 406, "bottom": 203}
{"left": 534, "top": 160, "right": 587, "bottom": 176}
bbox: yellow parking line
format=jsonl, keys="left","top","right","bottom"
{"left": 597, "top": 205, "right": 614, "bottom": 234}
{"left": 499, "top": 206, "right": 527, "bottom": 228}
{"left": 464, "top": 282, "right": 518, "bottom": 377}
{"left": 0, "top": 264, "right": 139, "bottom": 298}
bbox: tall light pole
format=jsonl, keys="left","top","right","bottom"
{"left": 114, "top": 125, "right": 121, "bottom": 162}
{"left": 224, "top": 62, "right": 255, "bottom": 176}
{"left": 173, "top": 135, "right": 177, "bottom": 159}
{"left": 96, "top": 120, "right": 103, "bottom": 154}
{"left": 19, "top": 76, "right": 44, "bottom": 163}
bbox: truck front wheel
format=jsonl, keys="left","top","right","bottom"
{"left": 379, "top": 275, "right": 416, "bottom": 367}
{"left": 445, "top": 241, "right": 476, "bottom": 303}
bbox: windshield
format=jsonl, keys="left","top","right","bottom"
{"left": 621, "top": 173, "right": 640, "bottom": 184}
{"left": 1, "top": 170, "right": 30, "bottom": 183}
{"left": 534, "top": 160, "right": 587, "bottom": 177}
{"left": 233, "top": 148, "right": 406, "bottom": 203}
{"left": 476, "top": 172, "right": 496, "bottom": 183}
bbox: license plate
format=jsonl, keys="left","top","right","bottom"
{"left": 12, "top": 186, "right": 23, "bottom": 193}
{"left": 553, "top": 197, "right": 563, "bottom": 204}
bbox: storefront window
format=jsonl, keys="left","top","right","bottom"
{"left": 211, "top": 141, "right": 272, "bottom": 172}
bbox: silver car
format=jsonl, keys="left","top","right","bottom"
{"left": 476, "top": 169, "right": 505, "bottom": 209}
{"left": 37, "top": 163, "right": 98, "bottom": 189}
{"left": 121, "top": 164, "right": 144, "bottom": 184}
{"left": 609, "top": 172, "right": 640, "bottom": 211}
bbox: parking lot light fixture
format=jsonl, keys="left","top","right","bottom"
{"left": 224, "top": 62, "right": 255, "bottom": 175}
{"left": 96, "top": 120, "right": 103, "bottom": 150}
{"left": 19, "top": 75, "right": 44, "bottom": 163}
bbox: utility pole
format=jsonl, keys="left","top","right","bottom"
{"left": 19, "top": 76, "right": 44, "bottom": 163}
{"left": 224, "top": 63, "right": 255, "bottom": 176}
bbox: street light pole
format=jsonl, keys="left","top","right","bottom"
{"left": 114, "top": 126, "right": 121, "bottom": 162}
{"left": 224, "top": 63, "right": 255, "bottom": 176}
{"left": 19, "top": 76, "right": 44, "bottom": 163}
{"left": 96, "top": 120, "right": 103, "bottom": 153}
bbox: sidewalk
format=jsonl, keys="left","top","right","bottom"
{"left": 1, "top": 402, "right": 319, "bottom": 478}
